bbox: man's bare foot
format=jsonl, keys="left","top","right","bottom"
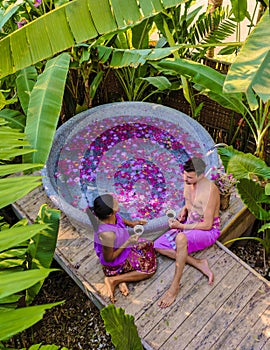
{"left": 199, "top": 259, "right": 214, "bottom": 285}
{"left": 104, "top": 277, "right": 117, "bottom": 303}
{"left": 158, "top": 287, "right": 179, "bottom": 308}
{"left": 119, "top": 282, "right": 129, "bottom": 296}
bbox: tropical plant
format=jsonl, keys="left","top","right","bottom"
{"left": 154, "top": 0, "right": 236, "bottom": 59}
{"left": 218, "top": 146, "right": 270, "bottom": 266}
{"left": 0, "top": 0, "right": 190, "bottom": 80}
{"left": 153, "top": 43, "right": 270, "bottom": 157}
{"left": 0, "top": 208, "right": 62, "bottom": 342}
{"left": 0, "top": 52, "right": 70, "bottom": 165}
{"left": 100, "top": 304, "right": 143, "bottom": 350}
{"left": 0, "top": 116, "right": 62, "bottom": 344}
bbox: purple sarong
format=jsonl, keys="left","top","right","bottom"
{"left": 154, "top": 216, "right": 220, "bottom": 254}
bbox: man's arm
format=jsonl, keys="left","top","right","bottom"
{"left": 170, "top": 184, "right": 219, "bottom": 231}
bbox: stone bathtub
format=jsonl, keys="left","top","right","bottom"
{"left": 42, "top": 102, "right": 219, "bottom": 237}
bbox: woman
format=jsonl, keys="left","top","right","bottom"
{"left": 93, "top": 194, "right": 157, "bottom": 303}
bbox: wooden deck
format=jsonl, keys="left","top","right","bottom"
{"left": 13, "top": 186, "right": 270, "bottom": 350}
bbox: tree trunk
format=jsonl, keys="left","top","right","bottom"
{"left": 207, "top": 0, "right": 223, "bottom": 58}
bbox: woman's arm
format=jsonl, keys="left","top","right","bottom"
{"left": 122, "top": 218, "right": 147, "bottom": 228}
{"left": 100, "top": 231, "right": 138, "bottom": 262}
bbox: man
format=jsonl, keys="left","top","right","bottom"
{"left": 154, "top": 157, "right": 220, "bottom": 308}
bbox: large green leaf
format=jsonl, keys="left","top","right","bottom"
{"left": 0, "top": 302, "right": 63, "bottom": 341}
{"left": 16, "top": 66, "right": 38, "bottom": 115}
{"left": 0, "top": 268, "right": 58, "bottom": 299}
{"left": 0, "top": 163, "right": 43, "bottom": 176}
{"left": 0, "top": 0, "right": 23, "bottom": 30}
{"left": 218, "top": 146, "right": 242, "bottom": 171}
{"left": 0, "top": 0, "right": 187, "bottom": 79}
{"left": 155, "top": 58, "right": 245, "bottom": 114}
{"left": 97, "top": 45, "right": 181, "bottom": 67}
{"left": 141, "top": 76, "right": 171, "bottom": 90}
{"left": 101, "top": 304, "right": 143, "bottom": 350}
{"left": 0, "top": 176, "right": 42, "bottom": 208}
{"left": 0, "top": 119, "right": 34, "bottom": 160}
{"left": 24, "top": 53, "right": 70, "bottom": 164}
{"left": 224, "top": 11, "right": 270, "bottom": 102}
{"left": 0, "top": 109, "right": 25, "bottom": 130}
{"left": 27, "top": 205, "right": 60, "bottom": 304}
{"left": 236, "top": 179, "right": 270, "bottom": 220}
{"left": 227, "top": 153, "right": 270, "bottom": 180}
{"left": 230, "top": 0, "right": 248, "bottom": 22}
{"left": 0, "top": 224, "right": 48, "bottom": 252}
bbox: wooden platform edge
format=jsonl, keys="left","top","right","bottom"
{"left": 216, "top": 240, "right": 270, "bottom": 287}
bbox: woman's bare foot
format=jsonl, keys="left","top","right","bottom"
{"left": 119, "top": 282, "right": 129, "bottom": 296}
{"left": 198, "top": 259, "right": 214, "bottom": 285}
{"left": 158, "top": 286, "right": 179, "bottom": 308}
{"left": 104, "top": 277, "right": 117, "bottom": 303}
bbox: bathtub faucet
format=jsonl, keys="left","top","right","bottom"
{"left": 206, "top": 143, "right": 228, "bottom": 156}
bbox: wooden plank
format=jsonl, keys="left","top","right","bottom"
{"left": 236, "top": 305, "right": 270, "bottom": 350}
{"left": 211, "top": 283, "right": 270, "bottom": 349}
{"left": 138, "top": 249, "right": 233, "bottom": 349}
{"left": 146, "top": 262, "right": 247, "bottom": 350}
{"left": 261, "top": 336, "right": 270, "bottom": 350}
{"left": 184, "top": 273, "right": 265, "bottom": 349}
{"left": 126, "top": 245, "right": 223, "bottom": 321}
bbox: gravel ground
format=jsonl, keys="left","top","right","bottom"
{"left": 6, "top": 264, "right": 115, "bottom": 350}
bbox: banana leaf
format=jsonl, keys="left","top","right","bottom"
{"left": 0, "top": 301, "right": 63, "bottom": 341}
{"left": 25, "top": 345, "right": 69, "bottom": 350}
{"left": 230, "top": 0, "right": 248, "bottom": 22}
{"left": 0, "top": 223, "right": 48, "bottom": 252}
{"left": 0, "top": 247, "right": 27, "bottom": 259}
{"left": 0, "top": 268, "right": 58, "bottom": 299}
{"left": 0, "top": 119, "right": 34, "bottom": 160}
{"left": 0, "top": 258, "right": 25, "bottom": 269}
{"left": 141, "top": 76, "right": 171, "bottom": 90}
{"left": 0, "top": 295, "right": 22, "bottom": 305}
{"left": 24, "top": 53, "right": 70, "bottom": 164}
{"left": 0, "top": 109, "right": 25, "bottom": 130}
{"left": 155, "top": 58, "right": 245, "bottom": 114}
{"left": 0, "top": 176, "right": 42, "bottom": 208}
{"left": 27, "top": 204, "right": 60, "bottom": 304}
{"left": 16, "top": 66, "right": 38, "bottom": 115}
{"left": 0, "top": 0, "right": 187, "bottom": 79}
{"left": 0, "top": 0, "right": 24, "bottom": 31}
{"left": 224, "top": 11, "right": 270, "bottom": 102}
{"left": 97, "top": 45, "right": 182, "bottom": 67}
{"left": 0, "top": 163, "right": 43, "bottom": 176}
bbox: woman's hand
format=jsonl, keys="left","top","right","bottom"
{"left": 123, "top": 218, "right": 147, "bottom": 228}
{"left": 126, "top": 234, "right": 139, "bottom": 245}
{"left": 129, "top": 219, "right": 147, "bottom": 228}
{"left": 168, "top": 218, "right": 183, "bottom": 230}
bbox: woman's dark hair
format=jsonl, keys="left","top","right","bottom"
{"left": 93, "top": 194, "right": 114, "bottom": 220}
{"left": 183, "top": 157, "right": 206, "bottom": 176}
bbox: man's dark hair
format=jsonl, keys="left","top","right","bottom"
{"left": 93, "top": 194, "right": 114, "bottom": 220}
{"left": 183, "top": 157, "right": 206, "bottom": 176}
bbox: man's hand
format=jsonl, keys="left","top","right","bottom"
{"left": 177, "top": 207, "right": 188, "bottom": 222}
{"left": 168, "top": 218, "right": 183, "bottom": 230}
